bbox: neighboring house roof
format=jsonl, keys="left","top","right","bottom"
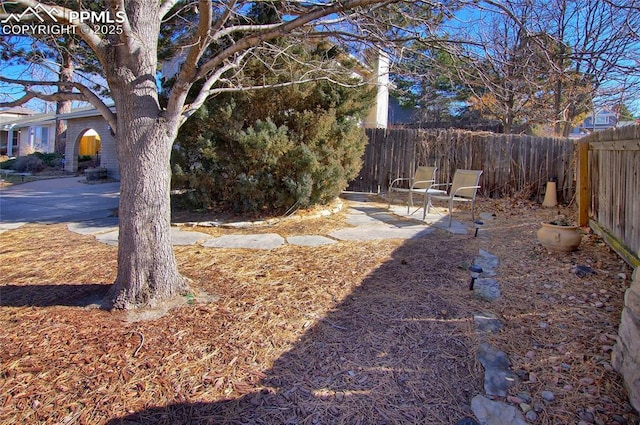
{"left": 0, "top": 111, "right": 56, "bottom": 129}
{"left": 0, "top": 106, "right": 39, "bottom": 125}
{"left": 57, "top": 104, "right": 115, "bottom": 120}
{"left": 576, "top": 108, "right": 618, "bottom": 133}
{"left": 0, "top": 104, "right": 116, "bottom": 131}
{"left": 0, "top": 106, "right": 38, "bottom": 116}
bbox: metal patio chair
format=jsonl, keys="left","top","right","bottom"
{"left": 425, "top": 169, "right": 483, "bottom": 226}
{"left": 387, "top": 165, "right": 437, "bottom": 214}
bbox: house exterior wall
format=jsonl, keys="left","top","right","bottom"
{"left": 65, "top": 116, "right": 118, "bottom": 180}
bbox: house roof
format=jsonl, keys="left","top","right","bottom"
{"left": 0, "top": 106, "right": 38, "bottom": 116}
{"left": 57, "top": 104, "right": 115, "bottom": 120}
{"left": 0, "top": 103, "right": 115, "bottom": 130}
{"left": 0, "top": 111, "right": 56, "bottom": 129}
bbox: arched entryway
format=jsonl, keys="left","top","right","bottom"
{"left": 76, "top": 128, "right": 102, "bottom": 171}
{"left": 63, "top": 111, "right": 118, "bottom": 180}
{"left": 78, "top": 128, "right": 102, "bottom": 158}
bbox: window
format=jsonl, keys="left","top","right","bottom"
{"left": 11, "top": 130, "right": 19, "bottom": 151}
{"left": 31, "top": 126, "right": 51, "bottom": 152}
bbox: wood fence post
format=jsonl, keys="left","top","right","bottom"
{"left": 577, "top": 140, "right": 589, "bottom": 227}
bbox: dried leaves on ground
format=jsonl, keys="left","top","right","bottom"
{"left": 0, "top": 196, "right": 637, "bottom": 425}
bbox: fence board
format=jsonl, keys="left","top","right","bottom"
{"left": 581, "top": 125, "right": 640, "bottom": 267}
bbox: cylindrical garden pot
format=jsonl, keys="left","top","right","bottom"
{"left": 536, "top": 222, "right": 582, "bottom": 252}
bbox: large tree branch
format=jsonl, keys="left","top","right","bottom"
{"left": 194, "top": 0, "right": 398, "bottom": 82}
{"left": 159, "top": 0, "right": 182, "bottom": 20}
{"left": 179, "top": 49, "right": 251, "bottom": 124}
{"left": 165, "top": 0, "right": 214, "bottom": 119}
{"left": 0, "top": 90, "right": 86, "bottom": 107}
{"left": 0, "top": 76, "right": 117, "bottom": 131}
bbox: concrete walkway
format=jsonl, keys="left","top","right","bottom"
{"left": 0, "top": 178, "right": 474, "bottom": 248}
{"left": 0, "top": 177, "right": 120, "bottom": 225}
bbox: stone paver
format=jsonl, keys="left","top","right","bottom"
{"left": 286, "top": 235, "right": 337, "bottom": 246}
{"left": 1, "top": 178, "right": 484, "bottom": 248}
{"left": 94, "top": 227, "right": 213, "bottom": 247}
{"left": 329, "top": 225, "right": 434, "bottom": 241}
{"left": 471, "top": 395, "right": 528, "bottom": 425}
{"left": 202, "top": 233, "right": 285, "bottom": 250}
{"left": 474, "top": 312, "right": 504, "bottom": 333}
{"left": 477, "top": 342, "right": 517, "bottom": 397}
{"left": 0, "top": 222, "right": 27, "bottom": 234}
{"left": 67, "top": 218, "right": 119, "bottom": 235}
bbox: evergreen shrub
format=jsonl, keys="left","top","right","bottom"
{"left": 172, "top": 73, "right": 373, "bottom": 215}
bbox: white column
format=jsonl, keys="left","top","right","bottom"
{"left": 6, "top": 128, "right": 13, "bottom": 156}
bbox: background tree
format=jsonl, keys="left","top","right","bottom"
{"left": 0, "top": 0, "right": 459, "bottom": 309}
{"left": 399, "top": 0, "right": 640, "bottom": 134}
{"left": 392, "top": 46, "right": 470, "bottom": 127}
{"left": 535, "top": 0, "right": 640, "bottom": 136}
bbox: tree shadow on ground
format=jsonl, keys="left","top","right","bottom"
{"left": 0, "top": 283, "right": 110, "bottom": 307}
{"left": 107, "top": 232, "right": 482, "bottom": 424}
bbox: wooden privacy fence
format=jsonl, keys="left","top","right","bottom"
{"left": 577, "top": 125, "right": 640, "bottom": 267}
{"left": 348, "top": 128, "right": 576, "bottom": 203}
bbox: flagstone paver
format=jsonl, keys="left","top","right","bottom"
{"left": 70, "top": 200, "right": 476, "bottom": 248}
{"left": 286, "top": 235, "right": 337, "bottom": 246}
{"left": 202, "top": 233, "right": 285, "bottom": 250}
{"left": 94, "top": 227, "right": 213, "bottom": 247}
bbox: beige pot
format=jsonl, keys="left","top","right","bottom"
{"left": 536, "top": 222, "right": 582, "bottom": 252}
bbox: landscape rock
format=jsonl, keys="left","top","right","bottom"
{"left": 474, "top": 312, "right": 504, "bottom": 333}
{"left": 477, "top": 343, "right": 516, "bottom": 397}
{"left": 471, "top": 395, "right": 528, "bottom": 425}
{"left": 474, "top": 278, "right": 501, "bottom": 301}
{"left": 474, "top": 249, "right": 500, "bottom": 273}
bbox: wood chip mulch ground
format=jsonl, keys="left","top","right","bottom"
{"left": 0, "top": 196, "right": 637, "bottom": 425}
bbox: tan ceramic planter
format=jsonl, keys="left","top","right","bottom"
{"left": 536, "top": 222, "right": 582, "bottom": 252}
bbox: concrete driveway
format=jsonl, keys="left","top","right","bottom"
{"left": 0, "top": 177, "right": 120, "bottom": 225}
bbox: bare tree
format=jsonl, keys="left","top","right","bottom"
{"left": 444, "top": 0, "right": 550, "bottom": 133}
{"left": 0, "top": 0, "right": 453, "bottom": 309}
{"left": 446, "top": 0, "right": 640, "bottom": 135}
{"left": 531, "top": 0, "right": 640, "bottom": 135}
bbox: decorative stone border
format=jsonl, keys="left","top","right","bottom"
{"left": 173, "top": 199, "right": 344, "bottom": 229}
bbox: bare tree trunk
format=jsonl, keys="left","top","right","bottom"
{"left": 102, "top": 4, "right": 189, "bottom": 309}
{"left": 105, "top": 109, "right": 190, "bottom": 309}
{"left": 55, "top": 48, "right": 73, "bottom": 155}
